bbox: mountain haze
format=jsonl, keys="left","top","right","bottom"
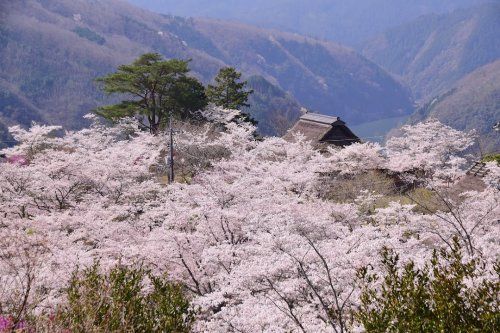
{"left": 361, "top": 2, "right": 499, "bottom": 152}
{"left": 363, "top": 2, "right": 500, "bottom": 101}
{"left": 410, "top": 60, "right": 500, "bottom": 153}
{"left": 192, "top": 18, "right": 413, "bottom": 124}
{"left": 127, "top": 0, "right": 489, "bottom": 46}
{"left": 0, "top": 0, "right": 414, "bottom": 137}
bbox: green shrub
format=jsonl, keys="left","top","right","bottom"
{"left": 356, "top": 239, "right": 499, "bottom": 332}
{"left": 57, "top": 262, "right": 193, "bottom": 332}
{"left": 482, "top": 154, "right": 500, "bottom": 164}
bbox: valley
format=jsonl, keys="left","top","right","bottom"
{"left": 0, "top": 0, "right": 413, "bottom": 141}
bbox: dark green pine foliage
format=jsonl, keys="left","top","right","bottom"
{"left": 206, "top": 67, "right": 256, "bottom": 125}
{"left": 356, "top": 238, "right": 500, "bottom": 333}
{"left": 95, "top": 53, "right": 207, "bottom": 134}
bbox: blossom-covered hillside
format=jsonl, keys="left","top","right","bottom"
{"left": 0, "top": 110, "right": 498, "bottom": 332}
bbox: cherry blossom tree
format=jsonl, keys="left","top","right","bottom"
{"left": 386, "top": 119, "right": 476, "bottom": 184}
{"left": 0, "top": 115, "right": 497, "bottom": 332}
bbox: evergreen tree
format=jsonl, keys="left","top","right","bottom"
{"left": 207, "top": 67, "right": 256, "bottom": 125}
{"left": 95, "top": 53, "right": 207, "bottom": 134}
{"left": 206, "top": 67, "right": 253, "bottom": 110}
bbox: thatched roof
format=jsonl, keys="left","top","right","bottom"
{"left": 300, "top": 113, "right": 341, "bottom": 125}
{"left": 283, "top": 113, "right": 359, "bottom": 147}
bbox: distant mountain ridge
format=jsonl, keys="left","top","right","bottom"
{"left": 190, "top": 18, "right": 413, "bottom": 124}
{"left": 127, "top": 0, "right": 489, "bottom": 46}
{"left": 409, "top": 60, "right": 500, "bottom": 153}
{"left": 360, "top": 2, "right": 500, "bottom": 152}
{"left": 363, "top": 2, "right": 500, "bottom": 101}
{"left": 0, "top": 0, "right": 414, "bottom": 137}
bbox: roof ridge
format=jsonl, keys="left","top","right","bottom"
{"left": 300, "top": 113, "right": 341, "bottom": 125}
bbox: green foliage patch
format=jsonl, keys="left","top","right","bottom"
{"left": 482, "top": 154, "right": 500, "bottom": 164}
{"left": 356, "top": 239, "right": 500, "bottom": 332}
{"left": 56, "top": 262, "right": 193, "bottom": 332}
{"left": 73, "top": 27, "right": 106, "bottom": 45}
{"left": 207, "top": 67, "right": 253, "bottom": 110}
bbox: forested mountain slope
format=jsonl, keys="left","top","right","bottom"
{"left": 0, "top": 0, "right": 413, "bottom": 137}
{"left": 244, "top": 75, "right": 303, "bottom": 137}
{"left": 0, "top": 78, "right": 44, "bottom": 147}
{"left": 409, "top": 60, "right": 500, "bottom": 153}
{"left": 361, "top": 2, "right": 499, "bottom": 152}
{"left": 363, "top": 2, "right": 500, "bottom": 101}
{"left": 191, "top": 18, "right": 413, "bottom": 124}
{"left": 127, "top": 0, "right": 488, "bottom": 46}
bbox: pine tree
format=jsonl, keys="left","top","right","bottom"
{"left": 206, "top": 67, "right": 253, "bottom": 110}
{"left": 95, "top": 53, "right": 207, "bottom": 134}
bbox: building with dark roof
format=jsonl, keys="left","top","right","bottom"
{"left": 283, "top": 113, "right": 360, "bottom": 147}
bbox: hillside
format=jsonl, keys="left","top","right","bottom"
{"left": 363, "top": 2, "right": 500, "bottom": 101}
{"left": 0, "top": 0, "right": 414, "bottom": 138}
{"left": 127, "top": 0, "right": 488, "bottom": 46}
{"left": 409, "top": 60, "right": 500, "bottom": 153}
{"left": 244, "top": 75, "right": 303, "bottom": 137}
{"left": 0, "top": 78, "right": 44, "bottom": 148}
{"left": 192, "top": 18, "right": 413, "bottom": 125}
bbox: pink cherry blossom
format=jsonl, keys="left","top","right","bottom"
{"left": 0, "top": 113, "right": 497, "bottom": 332}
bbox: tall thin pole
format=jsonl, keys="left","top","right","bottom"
{"left": 168, "top": 115, "right": 174, "bottom": 183}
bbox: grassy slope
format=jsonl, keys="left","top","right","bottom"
{"left": 0, "top": 0, "right": 414, "bottom": 137}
